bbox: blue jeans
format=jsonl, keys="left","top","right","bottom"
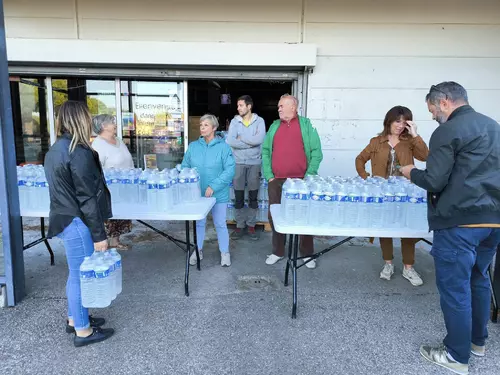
{"left": 196, "top": 202, "right": 229, "bottom": 253}
{"left": 57, "top": 218, "right": 95, "bottom": 330}
{"left": 431, "top": 227, "right": 500, "bottom": 364}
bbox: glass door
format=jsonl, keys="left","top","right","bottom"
{"left": 120, "top": 80, "right": 185, "bottom": 169}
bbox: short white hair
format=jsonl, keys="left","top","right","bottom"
{"left": 280, "top": 94, "right": 299, "bottom": 108}
{"left": 200, "top": 114, "right": 219, "bottom": 129}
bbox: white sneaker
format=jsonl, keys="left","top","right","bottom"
{"left": 189, "top": 250, "right": 203, "bottom": 266}
{"left": 380, "top": 263, "right": 394, "bottom": 280}
{"left": 221, "top": 252, "right": 231, "bottom": 267}
{"left": 265, "top": 254, "right": 284, "bottom": 265}
{"left": 403, "top": 267, "right": 423, "bottom": 286}
{"left": 302, "top": 257, "right": 317, "bottom": 269}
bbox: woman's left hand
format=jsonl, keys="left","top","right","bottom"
{"left": 205, "top": 187, "right": 214, "bottom": 197}
{"left": 406, "top": 121, "right": 419, "bottom": 138}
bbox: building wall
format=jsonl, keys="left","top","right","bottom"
{"left": 5, "top": 0, "right": 500, "bottom": 177}
{"left": 304, "top": 0, "right": 500, "bottom": 176}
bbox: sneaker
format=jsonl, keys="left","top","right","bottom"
{"left": 379, "top": 263, "right": 394, "bottom": 280}
{"left": 66, "top": 315, "right": 105, "bottom": 334}
{"left": 420, "top": 344, "right": 468, "bottom": 375}
{"left": 403, "top": 267, "right": 423, "bottom": 286}
{"left": 221, "top": 252, "right": 231, "bottom": 267}
{"left": 265, "top": 254, "right": 284, "bottom": 265}
{"left": 302, "top": 257, "right": 317, "bottom": 269}
{"left": 230, "top": 228, "right": 244, "bottom": 240}
{"left": 74, "top": 327, "right": 115, "bottom": 348}
{"left": 189, "top": 250, "right": 203, "bottom": 266}
{"left": 247, "top": 227, "right": 259, "bottom": 241}
{"left": 471, "top": 343, "right": 485, "bottom": 357}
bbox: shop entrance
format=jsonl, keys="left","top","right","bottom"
{"left": 187, "top": 79, "right": 293, "bottom": 143}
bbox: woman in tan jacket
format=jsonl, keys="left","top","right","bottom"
{"left": 355, "top": 106, "right": 429, "bottom": 286}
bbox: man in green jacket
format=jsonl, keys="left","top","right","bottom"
{"left": 262, "top": 94, "right": 323, "bottom": 268}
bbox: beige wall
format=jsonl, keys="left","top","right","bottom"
{"left": 304, "top": 0, "right": 500, "bottom": 176}
{"left": 5, "top": 0, "right": 500, "bottom": 176}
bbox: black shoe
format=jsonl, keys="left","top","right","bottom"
{"left": 248, "top": 227, "right": 260, "bottom": 241}
{"left": 66, "top": 315, "right": 106, "bottom": 334}
{"left": 74, "top": 327, "right": 114, "bottom": 348}
{"left": 230, "top": 228, "right": 245, "bottom": 240}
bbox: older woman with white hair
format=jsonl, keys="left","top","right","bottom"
{"left": 182, "top": 114, "right": 235, "bottom": 267}
{"left": 92, "top": 114, "right": 134, "bottom": 250}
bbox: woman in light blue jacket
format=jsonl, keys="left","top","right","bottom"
{"left": 182, "top": 114, "right": 235, "bottom": 267}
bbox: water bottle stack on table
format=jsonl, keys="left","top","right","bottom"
{"left": 279, "top": 175, "right": 428, "bottom": 230}
{"left": 102, "top": 166, "right": 201, "bottom": 213}
{"left": 16, "top": 164, "right": 50, "bottom": 212}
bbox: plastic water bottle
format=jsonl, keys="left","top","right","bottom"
{"left": 344, "top": 182, "right": 360, "bottom": 227}
{"left": 103, "top": 251, "right": 117, "bottom": 300}
{"left": 157, "top": 172, "right": 170, "bottom": 211}
{"left": 283, "top": 180, "right": 297, "bottom": 223}
{"left": 262, "top": 201, "right": 269, "bottom": 223}
{"left": 147, "top": 173, "right": 158, "bottom": 210}
{"left": 79, "top": 256, "right": 96, "bottom": 308}
{"left": 358, "top": 183, "right": 372, "bottom": 228}
{"left": 280, "top": 178, "right": 293, "bottom": 216}
{"left": 131, "top": 169, "right": 140, "bottom": 204}
{"left": 323, "top": 183, "right": 337, "bottom": 227}
{"left": 227, "top": 201, "right": 235, "bottom": 221}
{"left": 295, "top": 180, "right": 310, "bottom": 225}
{"left": 178, "top": 168, "right": 190, "bottom": 202}
{"left": 138, "top": 170, "right": 149, "bottom": 205}
{"left": 189, "top": 168, "right": 201, "bottom": 202}
{"left": 24, "top": 169, "right": 36, "bottom": 210}
{"left": 383, "top": 183, "right": 396, "bottom": 227}
{"left": 109, "top": 168, "right": 121, "bottom": 206}
{"left": 229, "top": 182, "right": 235, "bottom": 201}
{"left": 336, "top": 181, "right": 348, "bottom": 227}
{"left": 169, "top": 168, "right": 180, "bottom": 205}
{"left": 17, "top": 168, "right": 28, "bottom": 211}
{"left": 93, "top": 255, "right": 111, "bottom": 308}
{"left": 110, "top": 249, "right": 122, "bottom": 295}
{"left": 371, "top": 184, "right": 384, "bottom": 228}
{"left": 308, "top": 182, "right": 324, "bottom": 226}
{"left": 394, "top": 183, "right": 408, "bottom": 228}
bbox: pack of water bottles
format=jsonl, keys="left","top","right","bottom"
{"left": 281, "top": 175, "right": 428, "bottom": 230}
{"left": 16, "top": 165, "right": 50, "bottom": 212}
{"left": 79, "top": 249, "right": 122, "bottom": 308}
{"left": 227, "top": 177, "right": 269, "bottom": 223}
{"left": 103, "top": 165, "right": 202, "bottom": 212}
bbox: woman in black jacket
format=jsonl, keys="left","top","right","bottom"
{"left": 44, "top": 101, "right": 114, "bottom": 347}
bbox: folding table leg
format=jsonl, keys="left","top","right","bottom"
{"left": 41, "top": 217, "right": 55, "bottom": 266}
{"left": 284, "top": 234, "right": 294, "bottom": 287}
{"left": 193, "top": 220, "right": 200, "bottom": 271}
{"left": 184, "top": 220, "right": 191, "bottom": 297}
{"left": 292, "top": 234, "right": 299, "bottom": 319}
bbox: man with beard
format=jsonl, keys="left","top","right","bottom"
{"left": 401, "top": 81, "right": 500, "bottom": 375}
{"left": 226, "top": 95, "right": 266, "bottom": 240}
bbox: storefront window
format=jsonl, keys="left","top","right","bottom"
{"left": 121, "top": 81, "right": 185, "bottom": 169}
{"left": 9, "top": 77, "right": 50, "bottom": 165}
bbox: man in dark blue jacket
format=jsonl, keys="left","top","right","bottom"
{"left": 401, "top": 82, "right": 500, "bottom": 375}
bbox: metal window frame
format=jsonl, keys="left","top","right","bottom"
{"left": 115, "top": 78, "right": 122, "bottom": 139}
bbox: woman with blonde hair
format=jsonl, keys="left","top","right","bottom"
{"left": 182, "top": 114, "right": 235, "bottom": 267}
{"left": 44, "top": 101, "right": 114, "bottom": 347}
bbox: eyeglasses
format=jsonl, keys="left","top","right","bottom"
{"left": 429, "top": 85, "right": 448, "bottom": 99}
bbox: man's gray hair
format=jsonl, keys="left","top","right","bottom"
{"left": 280, "top": 94, "right": 299, "bottom": 108}
{"left": 200, "top": 114, "right": 219, "bottom": 129}
{"left": 92, "top": 114, "right": 116, "bottom": 135}
{"left": 425, "top": 81, "right": 469, "bottom": 106}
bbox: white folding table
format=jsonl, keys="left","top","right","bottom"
{"left": 21, "top": 197, "right": 216, "bottom": 296}
{"left": 270, "top": 204, "right": 499, "bottom": 321}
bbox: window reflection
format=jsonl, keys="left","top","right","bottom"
{"left": 121, "top": 81, "right": 185, "bottom": 169}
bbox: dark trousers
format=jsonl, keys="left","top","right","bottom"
{"left": 431, "top": 227, "right": 500, "bottom": 364}
{"left": 268, "top": 178, "right": 313, "bottom": 257}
